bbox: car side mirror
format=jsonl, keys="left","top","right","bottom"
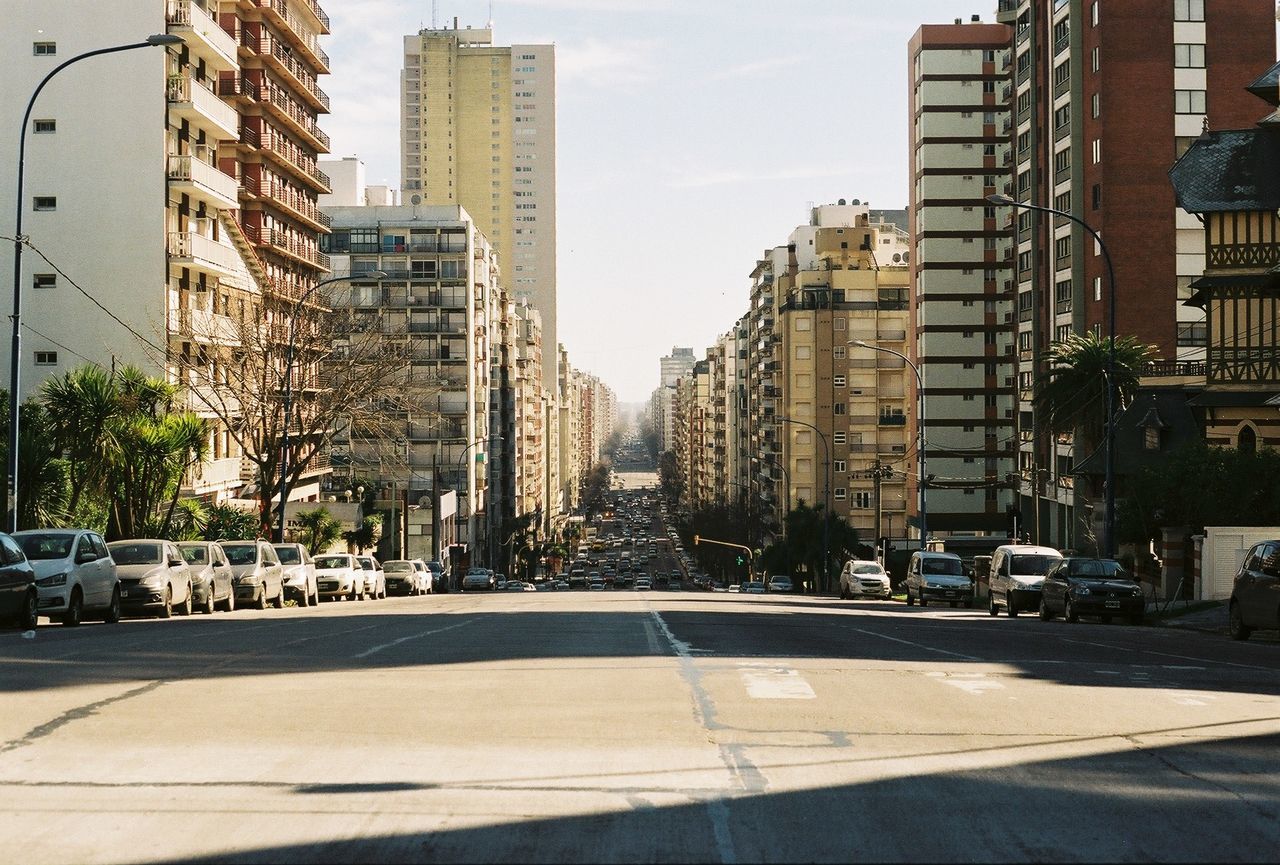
{"left": 169, "top": 558, "right": 184, "bottom": 568}
{"left": 77, "top": 551, "right": 97, "bottom": 564}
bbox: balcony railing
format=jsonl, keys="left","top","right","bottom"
{"left": 1142, "top": 360, "right": 1206, "bottom": 378}
{"left": 247, "top": 0, "right": 330, "bottom": 71}
{"left": 167, "top": 153, "right": 239, "bottom": 205}
{"left": 261, "top": 81, "right": 329, "bottom": 151}
{"left": 167, "top": 71, "right": 239, "bottom": 138}
{"left": 258, "top": 36, "right": 330, "bottom": 111}
{"left": 878, "top": 414, "right": 907, "bottom": 426}
{"left": 184, "top": 456, "right": 244, "bottom": 490}
{"left": 165, "top": 0, "right": 238, "bottom": 70}
{"left": 168, "top": 231, "right": 240, "bottom": 273}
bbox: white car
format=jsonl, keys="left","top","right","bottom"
{"left": 839, "top": 560, "right": 893, "bottom": 599}
{"left": 221, "top": 539, "right": 285, "bottom": 610}
{"left": 355, "top": 555, "right": 386, "bottom": 599}
{"left": 108, "top": 539, "right": 194, "bottom": 618}
{"left": 15, "top": 529, "right": 119, "bottom": 626}
{"left": 382, "top": 559, "right": 424, "bottom": 596}
{"left": 411, "top": 559, "right": 434, "bottom": 594}
{"left": 273, "top": 543, "right": 319, "bottom": 607}
{"left": 315, "top": 553, "right": 364, "bottom": 601}
{"left": 462, "top": 568, "right": 495, "bottom": 591}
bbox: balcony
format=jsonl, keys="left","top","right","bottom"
{"left": 242, "top": 223, "right": 329, "bottom": 270}
{"left": 166, "top": 0, "right": 238, "bottom": 72}
{"left": 246, "top": 0, "right": 330, "bottom": 72}
{"left": 878, "top": 414, "right": 907, "bottom": 426}
{"left": 167, "top": 151, "right": 239, "bottom": 210}
{"left": 167, "top": 72, "right": 239, "bottom": 140}
{"left": 177, "top": 307, "right": 241, "bottom": 346}
{"left": 258, "top": 178, "right": 330, "bottom": 231}
{"left": 258, "top": 35, "right": 330, "bottom": 112}
{"left": 184, "top": 456, "right": 244, "bottom": 493}
{"left": 168, "top": 231, "right": 241, "bottom": 276}
{"left": 257, "top": 124, "right": 331, "bottom": 193}
{"left": 260, "top": 81, "right": 329, "bottom": 152}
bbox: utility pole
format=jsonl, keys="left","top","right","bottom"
{"left": 869, "top": 461, "right": 894, "bottom": 556}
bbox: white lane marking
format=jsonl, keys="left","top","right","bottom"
{"left": 1168, "top": 691, "right": 1217, "bottom": 707}
{"left": 740, "top": 668, "right": 816, "bottom": 700}
{"left": 706, "top": 798, "right": 738, "bottom": 864}
{"left": 848, "top": 627, "right": 980, "bottom": 661}
{"left": 649, "top": 608, "right": 694, "bottom": 657}
{"left": 946, "top": 678, "right": 1005, "bottom": 696}
{"left": 1062, "top": 638, "right": 1277, "bottom": 673}
{"left": 354, "top": 619, "right": 475, "bottom": 658}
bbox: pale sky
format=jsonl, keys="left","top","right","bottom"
{"left": 324, "top": 1, "right": 1000, "bottom": 404}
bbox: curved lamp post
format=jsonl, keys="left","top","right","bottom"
{"left": 454, "top": 434, "right": 503, "bottom": 559}
{"left": 276, "top": 271, "right": 386, "bottom": 542}
{"left": 986, "top": 193, "right": 1116, "bottom": 557}
{"left": 777, "top": 416, "right": 830, "bottom": 593}
{"left": 8, "top": 33, "right": 184, "bottom": 532}
{"left": 849, "top": 339, "right": 928, "bottom": 550}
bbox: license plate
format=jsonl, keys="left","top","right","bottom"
{"left": 945, "top": 591, "right": 956, "bottom": 597}
{"left": 1104, "top": 600, "right": 1120, "bottom": 609}
{"left": 120, "top": 589, "right": 128, "bottom": 598}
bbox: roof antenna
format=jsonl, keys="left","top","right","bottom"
{"left": 488, "top": 1, "right": 494, "bottom": 29}
{"left": 431, "top": 0, "right": 438, "bottom": 29}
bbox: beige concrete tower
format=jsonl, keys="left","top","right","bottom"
{"left": 401, "top": 24, "right": 557, "bottom": 391}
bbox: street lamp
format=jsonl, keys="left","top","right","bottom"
{"left": 849, "top": 339, "right": 928, "bottom": 550}
{"left": 454, "top": 434, "right": 503, "bottom": 559}
{"left": 7, "top": 32, "right": 184, "bottom": 532}
{"left": 776, "top": 416, "right": 830, "bottom": 593}
{"left": 276, "top": 270, "right": 386, "bottom": 542}
{"left": 986, "top": 193, "right": 1117, "bottom": 557}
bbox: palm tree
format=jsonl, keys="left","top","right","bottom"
{"left": 41, "top": 366, "right": 120, "bottom": 516}
{"left": 0, "top": 398, "right": 71, "bottom": 529}
{"left": 294, "top": 507, "right": 343, "bottom": 554}
{"left": 158, "top": 413, "right": 211, "bottom": 538}
{"left": 1033, "top": 332, "right": 1156, "bottom": 446}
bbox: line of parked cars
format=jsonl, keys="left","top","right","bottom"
{"left": 0, "top": 527, "right": 447, "bottom": 629}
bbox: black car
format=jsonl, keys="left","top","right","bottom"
{"left": 1039, "top": 557, "right": 1145, "bottom": 625}
{"left": 0, "top": 532, "right": 38, "bottom": 629}
{"left": 1229, "top": 540, "right": 1280, "bottom": 641}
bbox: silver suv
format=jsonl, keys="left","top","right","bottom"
{"left": 222, "top": 539, "right": 285, "bottom": 610}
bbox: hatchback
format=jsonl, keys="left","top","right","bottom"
{"left": 0, "top": 532, "right": 38, "bottom": 630}
{"left": 273, "top": 543, "right": 319, "bottom": 607}
{"left": 16, "top": 529, "right": 118, "bottom": 626}
{"left": 1039, "top": 557, "right": 1145, "bottom": 625}
{"left": 177, "top": 541, "right": 236, "bottom": 613}
{"left": 109, "top": 539, "right": 194, "bottom": 618}
{"left": 1229, "top": 540, "right": 1280, "bottom": 640}
{"left": 315, "top": 553, "right": 363, "bottom": 601}
{"left": 221, "top": 539, "right": 285, "bottom": 610}
{"left": 382, "top": 559, "right": 423, "bottom": 596}
{"left": 355, "top": 555, "right": 386, "bottom": 599}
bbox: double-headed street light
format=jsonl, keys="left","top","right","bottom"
{"left": 986, "top": 193, "right": 1117, "bottom": 558}
{"left": 849, "top": 340, "right": 927, "bottom": 549}
{"left": 7, "top": 33, "right": 184, "bottom": 532}
{"left": 276, "top": 271, "right": 386, "bottom": 542}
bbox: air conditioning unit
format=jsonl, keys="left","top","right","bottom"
{"left": 418, "top": 495, "right": 432, "bottom": 507}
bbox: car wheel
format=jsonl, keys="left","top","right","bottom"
{"left": 254, "top": 587, "right": 267, "bottom": 611}
{"left": 310, "top": 586, "right": 319, "bottom": 606}
{"left": 962, "top": 598, "right": 972, "bottom": 609}
{"left": 1039, "top": 597, "right": 1052, "bottom": 621}
{"left": 273, "top": 585, "right": 285, "bottom": 609}
{"left": 1006, "top": 596, "right": 1018, "bottom": 617}
{"left": 1228, "top": 601, "right": 1251, "bottom": 641}
{"left": 19, "top": 589, "right": 38, "bottom": 630}
{"left": 225, "top": 587, "right": 236, "bottom": 613}
{"left": 1065, "top": 597, "right": 1079, "bottom": 624}
{"left": 202, "top": 588, "right": 215, "bottom": 615}
{"left": 905, "top": 586, "right": 915, "bottom": 606}
{"left": 61, "top": 587, "right": 85, "bottom": 627}
{"left": 178, "top": 585, "right": 193, "bottom": 616}
{"left": 103, "top": 587, "right": 121, "bottom": 624}
{"left": 158, "top": 586, "right": 173, "bottom": 619}
{"left": 988, "top": 593, "right": 998, "bottom": 616}
{"left": 298, "top": 587, "right": 309, "bottom": 608}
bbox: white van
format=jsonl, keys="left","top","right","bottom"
{"left": 988, "top": 544, "right": 1063, "bottom": 617}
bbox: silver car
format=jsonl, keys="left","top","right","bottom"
{"left": 14, "top": 529, "right": 118, "bottom": 626}
{"left": 221, "top": 539, "right": 285, "bottom": 610}
{"left": 273, "top": 543, "right": 319, "bottom": 607}
{"left": 177, "top": 541, "right": 236, "bottom": 613}
{"left": 382, "top": 559, "right": 423, "bottom": 596}
{"left": 108, "top": 539, "right": 194, "bottom": 619}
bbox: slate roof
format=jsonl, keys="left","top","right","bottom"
{"left": 1169, "top": 128, "right": 1280, "bottom": 213}
{"left": 1075, "top": 389, "right": 1202, "bottom": 477}
{"left": 1246, "top": 60, "right": 1280, "bottom": 105}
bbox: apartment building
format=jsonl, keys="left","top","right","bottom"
{"left": 401, "top": 24, "right": 557, "bottom": 392}
{"left": 321, "top": 204, "right": 500, "bottom": 562}
{"left": 558, "top": 344, "right": 581, "bottom": 514}
{"left": 909, "top": 17, "right": 1017, "bottom": 535}
{"left": 996, "top": 0, "right": 1275, "bottom": 548}
{"left": 657, "top": 347, "right": 696, "bottom": 452}
{"left": 511, "top": 300, "right": 548, "bottom": 523}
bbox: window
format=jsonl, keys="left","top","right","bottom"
{"left": 854, "top": 491, "right": 871, "bottom": 509}
{"left": 33, "top": 196, "right": 56, "bottom": 211}
{"left": 1177, "top": 321, "right": 1208, "bottom": 346}
{"left": 1175, "top": 90, "right": 1206, "bottom": 114}
{"left": 34, "top": 351, "right": 57, "bottom": 365}
{"left": 1054, "top": 148, "right": 1070, "bottom": 173}
{"left": 834, "top": 488, "right": 847, "bottom": 501}
{"left": 1056, "top": 324, "right": 1073, "bottom": 343}
{"left": 1092, "top": 138, "right": 1102, "bottom": 164}
{"left": 1174, "top": 0, "right": 1204, "bottom": 22}
{"left": 834, "top": 460, "right": 847, "bottom": 473}
{"left": 833, "top": 346, "right": 846, "bottom": 359}
{"left": 1091, "top": 1, "right": 1099, "bottom": 26}
{"left": 1094, "top": 276, "right": 1102, "bottom": 301}
{"left": 1091, "top": 93, "right": 1099, "bottom": 118}
{"left": 1174, "top": 43, "right": 1205, "bottom": 68}
{"left": 833, "top": 431, "right": 846, "bottom": 445}
{"left": 1055, "top": 236, "right": 1072, "bottom": 260}
{"left": 1053, "top": 60, "right": 1070, "bottom": 86}
{"left": 1055, "top": 191, "right": 1071, "bottom": 213}
{"left": 1054, "top": 104, "right": 1071, "bottom": 130}
{"left": 1055, "top": 279, "right": 1072, "bottom": 305}
{"left": 833, "top": 375, "right": 846, "bottom": 387}
{"left": 1091, "top": 46, "right": 1099, "bottom": 73}
{"left": 33, "top": 42, "right": 56, "bottom": 56}
{"left": 33, "top": 274, "right": 56, "bottom": 289}
{"left": 33, "top": 119, "right": 55, "bottom": 134}
{"left": 834, "top": 403, "right": 846, "bottom": 416}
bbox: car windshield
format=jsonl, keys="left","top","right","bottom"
{"left": 18, "top": 534, "right": 73, "bottom": 560}
{"left": 179, "top": 546, "right": 208, "bottom": 564}
{"left": 1067, "top": 559, "right": 1129, "bottom": 579}
{"left": 922, "top": 558, "right": 964, "bottom": 576}
{"left": 109, "top": 543, "right": 162, "bottom": 565}
{"left": 384, "top": 562, "right": 413, "bottom": 573}
{"left": 357, "top": 558, "right": 374, "bottom": 570}
{"left": 315, "top": 555, "right": 351, "bottom": 569}
{"left": 274, "top": 546, "right": 301, "bottom": 564}
{"left": 1011, "top": 555, "right": 1059, "bottom": 576}
{"left": 853, "top": 564, "right": 884, "bottom": 575}
{"left": 221, "top": 545, "right": 258, "bottom": 565}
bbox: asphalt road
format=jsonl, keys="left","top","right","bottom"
{"left": 3, "top": 575, "right": 1279, "bottom": 864}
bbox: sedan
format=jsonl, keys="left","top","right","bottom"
{"left": 274, "top": 543, "right": 319, "bottom": 607}
{"left": 15, "top": 529, "right": 118, "bottom": 626}
{"left": 767, "top": 576, "right": 794, "bottom": 593}
{"left": 108, "top": 539, "right": 193, "bottom": 618}
{"left": 742, "top": 581, "right": 766, "bottom": 594}
{"left": 177, "top": 541, "right": 235, "bottom": 613}
{"left": 382, "top": 560, "right": 423, "bottom": 596}
{"left": 1039, "top": 557, "right": 1146, "bottom": 625}
{"left": 0, "top": 532, "right": 38, "bottom": 630}
{"left": 315, "top": 553, "right": 364, "bottom": 601}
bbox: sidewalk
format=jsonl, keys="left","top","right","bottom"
{"left": 1151, "top": 600, "right": 1227, "bottom": 635}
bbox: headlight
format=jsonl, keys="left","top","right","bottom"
{"left": 1072, "top": 585, "right": 1091, "bottom": 596}
{"left": 141, "top": 573, "right": 165, "bottom": 588}
{"left": 36, "top": 572, "right": 68, "bottom": 587}
{"left": 237, "top": 573, "right": 260, "bottom": 585}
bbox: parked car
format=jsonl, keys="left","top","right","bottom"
{"left": 1229, "top": 539, "right": 1280, "bottom": 641}
{"left": 108, "top": 539, "right": 193, "bottom": 619}
{"left": 221, "top": 539, "right": 285, "bottom": 610}
{"left": 273, "top": 543, "right": 319, "bottom": 607}
{"left": 904, "top": 551, "right": 972, "bottom": 608}
{"left": 424, "top": 560, "right": 446, "bottom": 592}
{"left": 988, "top": 544, "right": 1063, "bottom": 617}
{"left": 633, "top": 576, "right": 652, "bottom": 590}
{"left": 315, "top": 553, "right": 364, "bottom": 601}
{"left": 742, "top": 581, "right": 766, "bottom": 594}
{"left": 462, "top": 568, "right": 496, "bottom": 591}
{"left": 355, "top": 555, "right": 386, "bottom": 600}
{"left": 411, "top": 559, "right": 434, "bottom": 593}
{"left": 15, "top": 529, "right": 118, "bottom": 626}
{"left": 766, "top": 575, "right": 794, "bottom": 593}
{"left": 0, "top": 532, "right": 38, "bottom": 629}
{"left": 383, "top": 560, "right": 423, "bottom": 596}
{"left": 840, "top": 560, "right": 892, "bottom": 599}
{"left": 177, "top": 540, "right": 236, "bottom": 613}
{"left": 1039, "top": 557, "right": 1146, "bottom": 625}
